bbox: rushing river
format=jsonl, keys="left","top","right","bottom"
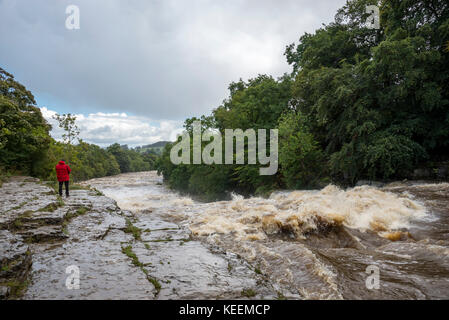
{"left": 84, "top": 171, "right": 449, "bottom": 300}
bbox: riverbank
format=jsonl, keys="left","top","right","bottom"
{"left": 0, "top": 174, "right": 274, "bottom": 299}
{"left": 80, "top": 172, "right": 449, "bottom": 299}
{"left": 1, "top": 172, "right": 448, "bottom": 299}
{"left": 0, "top": 176, "right": 137, "bottom": 299}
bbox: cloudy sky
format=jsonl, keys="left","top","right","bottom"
{"left": 0, "top": 0, "right": 346, "bottom": 147}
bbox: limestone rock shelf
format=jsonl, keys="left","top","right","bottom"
{"left": 0, "top": 176, "right": 129, "bottom": 299}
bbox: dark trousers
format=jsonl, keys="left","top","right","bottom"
{"left": 59, "top": 181, "right": 69, "bottom": 196}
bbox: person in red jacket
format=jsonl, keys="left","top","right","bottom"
{"left": 55, "top": 160, "right": 71, "bottom": 197}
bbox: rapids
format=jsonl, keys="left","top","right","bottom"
{"left": 83, "top": 172, "right": 449, "bottom": 300}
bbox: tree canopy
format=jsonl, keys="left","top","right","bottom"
{"left": 158, "top": 0, "right": 449, "bottom": 199}
{"left": 0, "top": 68, "right": 158, "bottom": 182}
{"left": 0, "top": 68, "right": 52, "bottom": 174}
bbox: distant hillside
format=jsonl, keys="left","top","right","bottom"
{"left": 134, "top": 141, "right": 170, "bottom": 155}
{"left": 146, "top": 141, "right": 170, "bottom": 148}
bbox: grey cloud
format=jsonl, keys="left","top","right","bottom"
{"left": 1, "top": 0, "right": 346, "bottom": 121}
{"left": 88, "top": 126, "right": 113, "bottom": 135}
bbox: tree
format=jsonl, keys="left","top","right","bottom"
{"left": 107, "top": 143, "right": 131, "bottom": 173}
{"left": 213, "top": 74, "right": 293, "bottom": 131}
{"left": 286, "top": 0, "right": 449, "bottom": 184}
{"left": 0, "top": 117, "right": 8, "bottom": 150}
{"left": 278, "top": 112, "right": 326, "bottom": 188}
{"left": 0, "top": 67, "right": 158, "bottom": 182}
{"left": 52, "top": 113, "right": 81, "bottom": 166}
{"left": 157, "top": 75, "right": 293, "bottom": 199}
{"left": 53, "top": 113, "right": 80, "bottom": 146}
{"left": 0, "top": 67, "right": 52, "bottom": 174}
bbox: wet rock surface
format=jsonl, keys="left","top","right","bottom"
{"left": 128, "top": 215, "right": 275, "bottom": 299}
{"left": 0, "top": 230, "right": 32, "bottom": 298}
{"left": 1, "top": 176, "right": 153, "bottom": 299}
{"left": 1, "top": 175, "right": 275, "bottom": 299}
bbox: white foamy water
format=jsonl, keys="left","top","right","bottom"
{"left": 82, "top": 172, "right": 449, "bottom": 300}
{"left": 188, "top": 185, "right": 427, "bottom": 241}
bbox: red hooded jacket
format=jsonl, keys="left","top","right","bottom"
{"left": 55, "top": 161, "right": 71, "bottom": 182}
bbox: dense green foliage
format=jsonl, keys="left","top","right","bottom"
{"left": 0, "top": 68, "right": 52, "bottom": 174}
{"left": 107, "top": 143, "right": 157, "bottom": 174}
{"left": 278, "top": 112, "right": 327, "bottom": 189}
{"left": 0, "top": 68, "right": 158, "bottom": 182}
{"left": 157, "top": 76, "right": 293, "bottom": 201}
{"left": 158, "top": 0, "right": 449, "bottom": 200}
{"left": 31, "top": 141, "right": 121, "bottom": 182}
{"left": 287, "top": 0, "right": 449, "bottom": 184}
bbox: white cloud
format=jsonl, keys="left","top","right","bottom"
{"left": 41, "top": 107, "right": 183, "bottom": 147}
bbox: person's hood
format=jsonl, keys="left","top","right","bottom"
{"left": 58, "top": 161, "right": 66, "bottom": 165}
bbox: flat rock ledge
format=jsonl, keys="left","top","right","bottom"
{"left": 1, "top": 175, "right": 277, "bottom": 300}
{"left": 0, "top": 176, "right": 127, "bottom": 299}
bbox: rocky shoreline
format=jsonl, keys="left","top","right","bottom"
{"left": 0, "top": 176, "right": 136, "bottom": 299}
{"left": 4, "top": 173, "right": 447, "bottom": 300}
{"left": 1, "top": 175, "right": 271, "bottom": 300}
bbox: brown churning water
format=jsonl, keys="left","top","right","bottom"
{"left": 188, "top": 185, "right": 427, "bottom": 241}
{"left": 86, "top": 172, "right": 449, "bottom": 300}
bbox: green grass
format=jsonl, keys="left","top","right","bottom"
{"left": 13, "top": 219, "right": 23, "bottom": 228}
{"left": 44, "top": 181, "right": 58, "bottom": 194}
{"left": 145, "top": 237, "right": 190, "bottom": 243}
{"left": 8, "top": 200, "right": 30, "bottom": 212}
{"left": 56, "top": 197, "right": 65, "bottom": 207}
{"left": 144, "top": 227, "right": 178, "bottom": 232}
{"left": 241, "top": 289, "right": 257, "bottom": 298}
{"left": 76, "top": 207, "right": 88, "bottom": 215}
{"left": 45, "top": 180, "right": 95, "bottom": 194}
{"left": 20, "top": 210, "right": 34, "bottom": 218}
{"left": 276, "top": 291, "right": 287, "bottom": 300}
{"left": 37, "top": 201, "right": 63, "bottom": 213}
{"left": 148, "top": 277, "right": 162, "bottom": 292}
{"left": 141, "top": 268, "right": 162, "bottom": 293}
{"left": 121, "top": 245, "right": 143, "bottom": 267}
{"left": 121, "top": 245, "right": 162, "bottom": 295}
{"left": 70, "top": 183, "right": 90, "bottom": 191}
{"left": 147, "top": 238, "right": 174, "bottom": 243}
{"left": 64, "top": 206, "right": 90, "bottom": 221}
{"left": 62, "top": 206, "right": 90, "bottom": 234}
{"left": 0, "top": 168, "right": 12, "bottom": 188}
{"left": 4, "top": 280, "right": 29, "bottom": 298}
{"left": 92, "top": 188, "right": 104, "bottom": 196}
{"left": 124, "top": 219, "right": 142, "bottom": 241}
